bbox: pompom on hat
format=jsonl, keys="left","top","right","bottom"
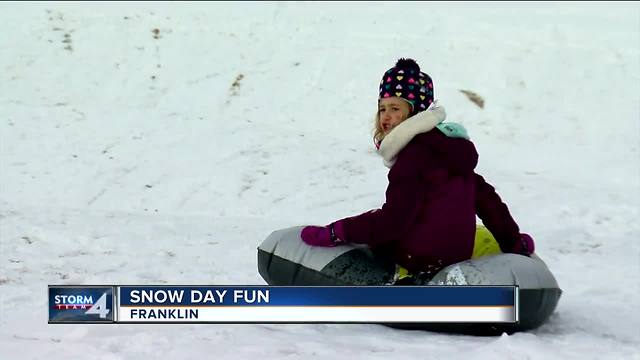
{"left": 378, "top": 58, "right": 434, "bottom": 115}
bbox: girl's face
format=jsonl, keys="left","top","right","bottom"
{"left": 378, "top": 97, "right": 411, "bottom": 135}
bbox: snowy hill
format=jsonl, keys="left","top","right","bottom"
{"left": 1, "top": 2, "right": 639, "bottom": 359}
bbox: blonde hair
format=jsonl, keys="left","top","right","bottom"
{"left": 373, "top": 112, "right": 384, "bottom": 148}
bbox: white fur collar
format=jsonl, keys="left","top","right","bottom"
{"left": 378, "top": 101, "right": 446, "bottom": 168}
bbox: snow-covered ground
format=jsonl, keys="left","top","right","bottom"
{"left": 1, "top": 2, "right": 639, "bottom": 358}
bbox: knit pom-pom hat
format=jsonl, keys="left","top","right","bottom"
{"left": 378, "top": 58, "right": 434, "bottom": 115}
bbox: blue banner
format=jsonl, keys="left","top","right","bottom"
{"left": 118, "top": 286, "right": 515, "bottom": 307}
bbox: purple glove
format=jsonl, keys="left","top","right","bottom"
{"left": 301, "top": 221, "right": 346, "bottom": 247}
{"left": 509, "top": 233, "right": 535, "bottom": 256}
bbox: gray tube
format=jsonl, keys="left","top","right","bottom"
{"left": 257, "top": 226, "right": 562, "bottom": 333}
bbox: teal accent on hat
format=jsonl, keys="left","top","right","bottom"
{"left": 436, "top": 122, "right": 470, "bottom": 140}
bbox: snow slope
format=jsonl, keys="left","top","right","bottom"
{"left": 1, "top": 2, "right": 638, "bottom": 359}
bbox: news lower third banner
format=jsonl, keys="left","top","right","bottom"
{"left": 48, "top": 286, "right": 518, "bottom": 324}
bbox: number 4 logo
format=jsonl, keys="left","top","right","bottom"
{"left": 85, "top": 293, "right": 110, "bottom": 319}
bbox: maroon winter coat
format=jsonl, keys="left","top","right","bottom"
{"left": 339, "top": 129, "right": 520, "bottom": 273}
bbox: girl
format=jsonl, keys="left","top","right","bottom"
{"left": 302, "top": 58, "right": 534, "bottom": 275}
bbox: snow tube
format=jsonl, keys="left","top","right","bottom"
{"left": 257, "top": 226, "right": 562, "bottom": 335}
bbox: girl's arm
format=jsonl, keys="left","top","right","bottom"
{"left": 474, "top": 173, "right": 521, "bottom": 252}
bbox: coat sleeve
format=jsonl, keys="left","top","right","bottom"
{"left": 474, "top": 173, "right": 521, "bottom": 252}
{"left": 339, "top": 142, "right": 432, "bottom": 246}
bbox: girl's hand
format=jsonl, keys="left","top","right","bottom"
{"left": 301, "top": 222, "right": 345, "bottom": 247}
{"left": 510, "top": 233, "right": 536, "bottom": 256}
